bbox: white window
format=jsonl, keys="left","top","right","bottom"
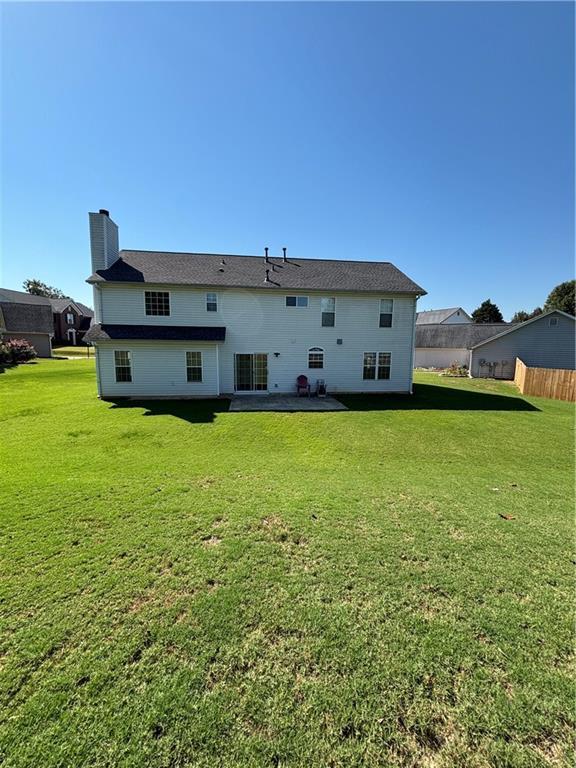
{"left": 379, "top": 299, "right": 393, "bottom": 328}
{"left": 145, "top": 291, "right": 170, "bottom": 316}
{"left": 286, "top": 296, "right": 308, "bottom": 308}
{"left": 363, "top": 352, "right": 391, "bottom": 380}
{"left": 66, "top": 312, "right": 74, "bottom": 325}
{"left": 308, "top": 347, "right": 324, "bottom": 369}
{"left": 206, "top": 292, "right": 218, "bottom": 312}
{"left": 186, "top": 351, "right": 202, "bottom": 382}
{"left": 114, "top": 351, "right": 132, "bottom": 382}
{"left": 321, "top": 297, "right": 336, "bottom": 327}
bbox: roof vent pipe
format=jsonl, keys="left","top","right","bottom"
{"left": 264, "top": 247, "right": 269, "bottom": 263}
{"left": 282, "top": 247, "right": 287, "bottom": 262}
{"left": 264, "top": 269, "right": 270, "bottom": 283}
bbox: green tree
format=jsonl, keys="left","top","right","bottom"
{"left": 544, "top": 280, "right": 575, "bottom": 316}
{"left": 511, "top": 307, "right": 542, "bottom": 323}
{"left": 471, "top": 299, "right": 504, "bottom": 324}
{"left": 23, "top": 279, "right": 66, "bottom": 299}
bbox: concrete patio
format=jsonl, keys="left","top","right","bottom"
{"left": 230, "top": 395, "right": 348, "bottom": 412}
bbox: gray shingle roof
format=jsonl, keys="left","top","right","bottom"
{"left": 416, "top": 323, "right": 515, "bottom": 349}
{"left": 0, "top": 302, "right": 54, "bottom": 334}
{"left": 49, "top": 298, "right": 94, "bottom": 316}
{"left": 416, "top": 307, "right": 470, "bottom": 324}
{"left": 85, "top": 324, "right": 226, "bottom": 343}
{"left": 87, "top": 250, "right": 426, "bottom": 295}
{"left": 0, "top": 288, "right": 51, "bottom": 306}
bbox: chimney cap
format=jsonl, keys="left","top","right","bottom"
{"left": 98, "top": 209, "right": 110, "bottom": 217}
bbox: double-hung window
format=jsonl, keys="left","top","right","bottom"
{"left": 186, "top": 352, "right": 202, "bottom": 382}
{"left": 145, "top": 291, "right": 170, "bottom": 316}
{"left": 206, "top": 292, "right": 218, "bottom": 312}
{"left": 186, "top": 351, "right": 202, "bottom": 382}
{"left": 321, "top": 297, "right": 336, "bottom": 327}
{"left": 286, "top": 296, "right": 308, "bottom": 308}
{"left": 308, "top": 347, "right": 324, "bottom": 369}
{"left": 66, "top": 312, "right": 74, "bottom": 325}
{"left": 114, "top": 351, "right": 132, "bottom": 382}
{"left": 363, "top": 352, "right": 391, "bottom": 380}
{"left": 379, "top": 299, "right": 393, "bottom": 328}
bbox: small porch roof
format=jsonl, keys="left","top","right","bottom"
{"left": 85, "top": 323, "right": 226, "bottom": 343}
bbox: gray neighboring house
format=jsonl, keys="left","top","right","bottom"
{"left": 469, "top": 310, "right": 575, "bottom": 379}
{"left": 415, "top": 323, "right": 512, "bottom": 369}
{"left": 0, "top": 288, "right": 54, "bottom": 357}
{"left": 416, "top": 307, "right": 472, "bottom": 325}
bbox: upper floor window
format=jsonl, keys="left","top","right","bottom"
{"left": 321, "top": 297, "right": 336, "bottom": 327}
{"left": 114, "top": 350, "right": 132, "bottom": 382}
{"left": 363, "top": 352, "right": 391, "bottom": 380}
{"left": 145, "top": 291, "right": 170, "bottom": 316}
{"left": 549, "top": 317, "right": 559, "bottom": 327}
{"left": 308, "top": 347, "right": 324, "bottom": 369}
{"left": 186, "top": 351, "right": 203, "bottom": 382}
{"left": 206, "top": 292, "right": 218, "bottom": 312}
{"left": 66, "top": 312, "right": 74, "bottom": 325}
{"left": 379, "top": 299, "right": 393, "bottom": 328}
{"left": 286, "top": 296, "right": 308, "bottom": 308}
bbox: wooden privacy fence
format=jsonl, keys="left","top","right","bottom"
{"left": 514, "top": 358, "right": 576, "bottom": 402}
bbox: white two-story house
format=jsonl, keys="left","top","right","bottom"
{"left": 84, "top": 210, "right": 426, "bottom": 398}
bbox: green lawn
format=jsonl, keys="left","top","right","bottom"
{"left": 0, "top": 360, "right": 573, "bottom": 768}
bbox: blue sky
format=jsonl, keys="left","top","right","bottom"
{"left": 1, "top": 1, "right": 574, "bottom": 318}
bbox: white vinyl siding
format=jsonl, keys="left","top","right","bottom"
{"left": 97, "top": 286, "right": 417, "bottom": 394}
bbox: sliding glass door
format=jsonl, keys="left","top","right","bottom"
{"left": 234, "top": 354, "right": 268, "bottom": 392}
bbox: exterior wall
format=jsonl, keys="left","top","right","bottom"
{"left": 96, "top": 284, "right": 418, "bottom": 395}
{"left": 3, "top": 332, "right": 52, "bottom": 358}
{"left": 53, "top": 306, "right": 86, "bottom": 343}
{"left": 443, "top": 311, "right": 471, "bottom": 324}
{"left": 414, "top": 347, "right": 469, "bottom": 368}
{"left": 95, "top": 342, "right": 219, "bottom": 397}
{"left": 470, "top": 312, "right": 575, "bottom": 379}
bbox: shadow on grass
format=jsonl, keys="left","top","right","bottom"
{"left": 107, "top": 398, "right": 231, "bottom": 423}
{"left": 337, "top": 383, "right": 540, "bottom": 412}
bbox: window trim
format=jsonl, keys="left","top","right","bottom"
{"left": 66, "top": 312, "right": 75, "bottom": 325}
{"left": 144, "top": 290, "right": 171, "bottom": 317}
{"left": 549, "top": 317, "right": 559, "bottom": 327}
{"left": 185, "top": 350, "right": 203, "bottom": 383}
{"left": 379, "top": 298, "right": 394, "bottom": 328}
{"left": 363, "top": 351, "right": 392, "bottom": 381}
{"left": 114, "top": 350, "right": 132, "bottom": 383}
{"left": 206, "top": 292, "right": 218, "bottom": 313}
{"left": 308, "top": 346, "right": 324, "bottom": 369}
{"left": 285, "top": 295, "right": 309, "bottom": 308}
{"left": 321, "top": 296, "right": 336, "bottom": 327}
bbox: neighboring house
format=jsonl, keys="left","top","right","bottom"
{"left": 0, "top": 288, "right": 54, "bottom": 357}
{"left": 469, "top": 310, "right": 575, "bottom": 379}
{"left": 415, "top": 323, "right": 512, "bottom": 369}
{"left": 50, "top": 298, "right": 94, "bottom": 345}
{"left": 416, "top": 307, "right": 472, "bottom": 325}
{"left": 84, "top": 210, "right": 426, "bottom": 398}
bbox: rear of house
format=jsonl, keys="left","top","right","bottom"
{"left": 85, "top": 210, "right": 426, "bottom": 398}
{"left": 470, "top": 311, "right": 575, "bottom": 378}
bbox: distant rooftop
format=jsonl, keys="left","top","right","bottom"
{"left": 416, "top": 307, "right": 471, "bottom": 324}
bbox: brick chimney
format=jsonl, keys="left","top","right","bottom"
{"left": 89, "top": 209, "right": 119, "bottom": 272}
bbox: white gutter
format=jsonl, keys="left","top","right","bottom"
{"left": 409, "top": 295, "right": 419, "bottom": 394}
{"left": 215, "top": 344, "right": 220, "bottom": 396}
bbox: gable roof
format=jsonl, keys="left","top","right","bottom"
{"left": 85, "top": 324, "right": 226, "bottom": 343}
{"left": 87, "top": 250, "right": 426, "bottom": 295}
{"left": 49, "top": 298, "right": 94, "bottom": 316}
{"left": 416, "top": 323, "right": 514, "bottom": 349}
{"left": 416, "top": 307, "right": 471, "bottom": 324}
{"left": 0, "top": 288, "right": 51, "bottom": 306}
{"left": 470, "top": 310, "right": 575, "bottom": 349}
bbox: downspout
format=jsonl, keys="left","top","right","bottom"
{"left": 94, "top": 345, "right": 103, "bottom": 398}
{"left": 408, "top": 295, "right": 418, "bottom": 394}
{"left": 215, "top": 344, "right": 220, "bottom": 396}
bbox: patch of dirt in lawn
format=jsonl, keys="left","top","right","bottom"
{"left": 201, "top": 535, "right": 222, "bottom": 547}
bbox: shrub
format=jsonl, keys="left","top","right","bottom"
{"left": 5, "top": 338, "right": 37, "bottom": 364}
{"left": 442, "top": 361, "right": 469, "bottom": 377}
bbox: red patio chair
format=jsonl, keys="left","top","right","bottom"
{"left": 296, "top": 375, "right": 310, "bottom": 397}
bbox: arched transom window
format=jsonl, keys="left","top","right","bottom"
{"left": 308, "top": 347, "right": 324, "bottom": 369}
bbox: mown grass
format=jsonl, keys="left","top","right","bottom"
{"left": 0, "top": 360, "right": 573, "bottom": 767}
